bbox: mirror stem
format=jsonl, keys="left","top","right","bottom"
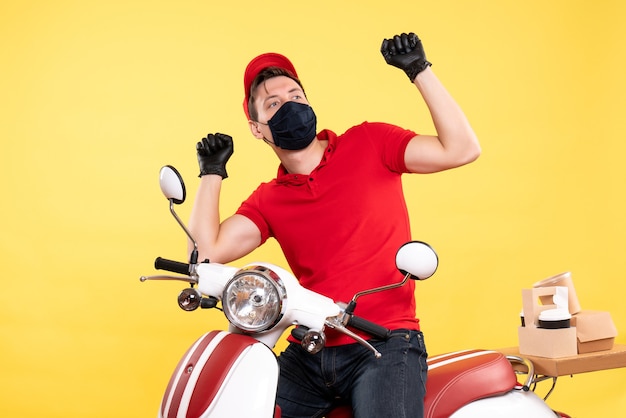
{"left": 169, "top": 199, "right": 199, "bottom": 264}
{"left": 345, "top": 273, "right": 411, "bottom": 315}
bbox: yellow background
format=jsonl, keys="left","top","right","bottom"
{"left": 2, "top": 0, "right": 624, "bottom": 416}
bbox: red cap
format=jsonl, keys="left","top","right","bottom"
{"left": 243, "top": 52, "right": 298, "bottom": 120}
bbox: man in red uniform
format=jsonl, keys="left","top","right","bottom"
{"left": 188, "top": 32, "right": 480, "bottom": 418}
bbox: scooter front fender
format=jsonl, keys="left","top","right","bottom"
{"left": 159, "top": 330, "right": 279, "bottom": 418}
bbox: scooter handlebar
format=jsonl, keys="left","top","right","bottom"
{"left": 347, "top": 315, "right": 392, "bottom": 341}
{"left": 154, "top": 257, "right": 190, "bottom": 275}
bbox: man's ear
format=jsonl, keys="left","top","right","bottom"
{"left": 248, "top": 120, "right": 265, "bottom": 139}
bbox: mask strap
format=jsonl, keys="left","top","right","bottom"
{"left": 252, "top": 121, "right": 275, "bottom": 147}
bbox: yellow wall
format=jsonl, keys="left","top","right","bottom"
{"left": 1, "top": 0, "right": 624, "bottom": 416}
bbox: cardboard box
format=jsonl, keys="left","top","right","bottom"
{"left": 518, "top": 287, "right": 578, "bottom": 358}
{"left": 518, "top": 326, "right": 578, "bottom": 358}
{"left": 571, "top": 310, "right": 618, "bottom": 354}
{"left": 533, "top": 271, "right": 581, "bottom": 315}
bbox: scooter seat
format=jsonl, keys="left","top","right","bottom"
{"left": 424, "top": 349, "right": 518, "bottom": 418}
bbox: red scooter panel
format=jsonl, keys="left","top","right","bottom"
{"left": 159, "top": 330, "right": 278, "bottom": 418}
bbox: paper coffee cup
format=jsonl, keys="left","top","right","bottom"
{"left": 533, "top": 271, "right": 581, "bottom": 315}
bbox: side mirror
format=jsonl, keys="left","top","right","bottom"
{"left": 395, "top": 241, "right": 438, "bottom": 280}
{"left": 346, "top": 240, "right": 439, "bottom": 316}
{"left": 158, "top": 165, "right": 198, "bottom": 263}
{"left": 159, "top": 165, "right": 186, "bottom": 204}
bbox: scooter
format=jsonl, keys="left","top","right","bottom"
{"left": 141, "top": 165, "right": 570, "bottom": 418}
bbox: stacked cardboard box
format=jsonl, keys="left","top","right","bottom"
{"left": 518, "top": 272, "right": 617, "bottom": 358}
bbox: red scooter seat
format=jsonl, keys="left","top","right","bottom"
{"left": 424, "top": 349, "right": 518, "bottom": 418}
{"left": 327, "top": 349, "right": 518, "bottom": 418}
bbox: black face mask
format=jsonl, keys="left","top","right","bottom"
{"left": 265, "top": 101, "right": 317, "bottom": 150}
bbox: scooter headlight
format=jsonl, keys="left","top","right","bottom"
{"left": 222, "top": 266, "right": 287, "bottom": 333}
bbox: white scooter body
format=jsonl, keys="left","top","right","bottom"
{"left": 144, "top": 166, "right": 567, "bottom": 418}
{"left": 157, "top": 261, "right": 342, "bottom": 418}
{"left": 451, "top": 391, "right": 557, "bottom": 418}
{"left": 159, "top": 339, "right": 559, "bottom": 418}
{"left": 159, "top": 330, "right": 279, "bottom": 418}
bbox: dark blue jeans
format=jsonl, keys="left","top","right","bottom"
{"left": 276, "top": 330, "right": 428, "bottom": 418}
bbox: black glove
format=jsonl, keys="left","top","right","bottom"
{"left": 381, "top": 32, "right": 432, "bottom": 82}
{"left": 196, "top": 133, "right": 234, "bottom": 179}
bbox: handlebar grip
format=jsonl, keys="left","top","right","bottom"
{"left": 154, "top": 257, "right": 190, "bottom": 275}
{"left": 290, "top": 326, "right": 309, "bottom": 341}
{"left": 347, "top": 316, "right": 391, "bottom": 340}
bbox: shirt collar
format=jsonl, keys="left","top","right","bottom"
{"left": 276, "top": 129, "right": 337, "bottom": 184}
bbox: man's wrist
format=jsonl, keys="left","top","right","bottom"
{"left": 406, "top": 60, "right": 432, "bottom": 82}
{"left": 198, "top": 167, "right": 228, "bottom": 179}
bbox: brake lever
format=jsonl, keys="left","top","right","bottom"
{"left": 139, "top": 275, "right": 198, "bottom": 284}
{"left": 325, "top": 317, "right": 382, "bottom": 358}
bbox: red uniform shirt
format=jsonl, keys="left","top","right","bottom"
{"left": 237, "top": 121, "right": 418, "bottom": 345}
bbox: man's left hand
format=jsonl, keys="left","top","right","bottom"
{"left": 381, "top": 32, "right": 432, "bottom": 82}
